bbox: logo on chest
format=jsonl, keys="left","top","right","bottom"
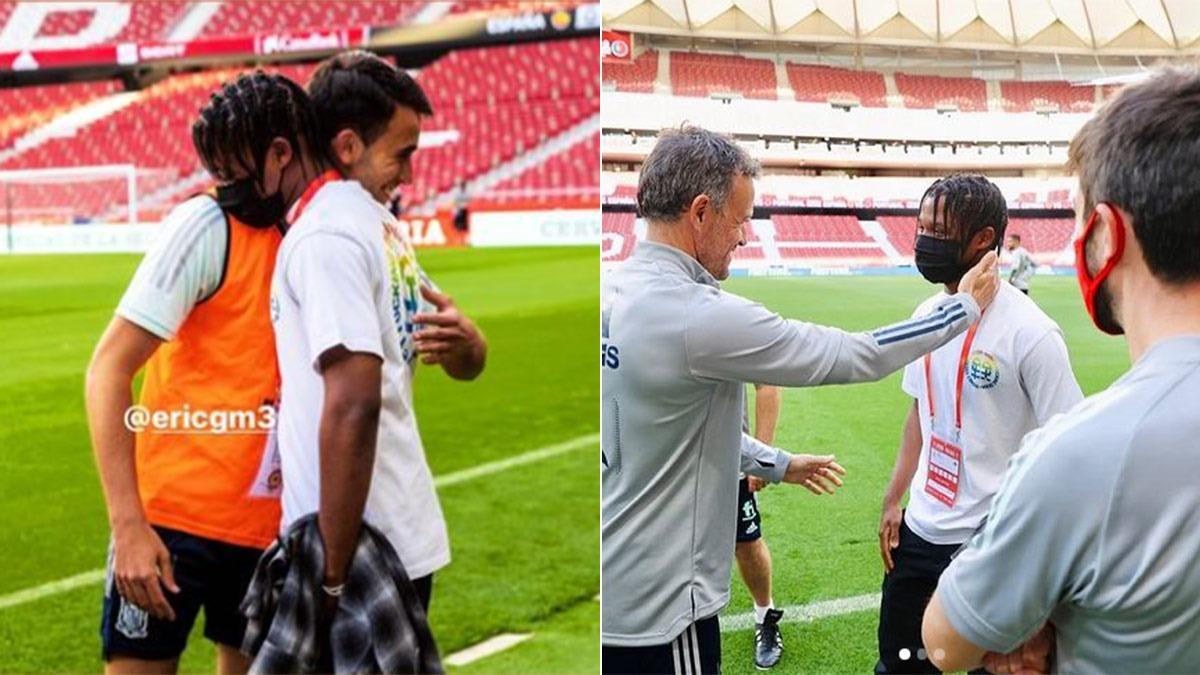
{"left": 965, "top": 350, "right": 1000, "bottom": 389}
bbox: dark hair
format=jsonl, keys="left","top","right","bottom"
{"left": 192, "top": 70, "right": 323, "bottom": 184}
{"left": 919, "top": 174, "right": 1008, "bottom": 250}
{"left": 1068, "top": 66, "right": 1200, "bottom": 284}
{"left": 307, "top": 50, "right": 434, "bottom": 149}
{"left": 637, "top": 125, "right": 760, "bottom": 222}
{"left": 1008, "top": 233, "right": 1021, "bottom": 242}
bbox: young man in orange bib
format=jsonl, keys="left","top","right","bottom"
{"left": 85, "top": 72, "right": 331, "bottom": 674}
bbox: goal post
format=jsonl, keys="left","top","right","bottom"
{"left": 0, "top": 164, "right": 145, "bottom": 229}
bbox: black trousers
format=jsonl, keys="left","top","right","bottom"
{"left": 876, "top": 518, "right": 962, "bottom": 674}
{"left": 603, "top": 615, "right": 721, "bottom": 675}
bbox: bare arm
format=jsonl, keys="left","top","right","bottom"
{"left": 85, "top": 316, "right": 179, "bottom": 620}
{"left": 752, "top": 384, "right": 780, "bottom": 445}
{"left": 317, "top": 347, "right": 383, "bottom": 586}
{"left": 879, "top": 399, "right": 923, "bottom": 572}
{"left": 924, "top": 592, "right": 987, "bottom": 672}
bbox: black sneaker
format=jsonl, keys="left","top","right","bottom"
{"left": 754, "top": 608, "right": 784, "bottom": 669}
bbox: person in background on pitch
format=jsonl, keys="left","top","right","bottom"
{"left": 601, "top": 125, "right": 1000, "bottom": 675}
{"left": 735, "top": 384, "right": 785, "bottom": 670}
{"left": 85, "top": 72, "right": 330, "bottom": 674}
{"left": 875, "top": 174, "right": 1082, "bottom": 674}
{"left": 270, "top": 48, "right": 485, "bottom": 632}
{"left": 923, "top": 65, "right": 1200, "bottom": 675}
{"left": 1003, "top": 233, "right": 1036, "bottom": 295}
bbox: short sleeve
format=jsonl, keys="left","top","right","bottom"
{"left": 283, "top": 231, "right": 383, "bottom": 371}
{"left": 936, "top": 425, "right": 1107, "bottom": 653}
{"left": 116, "top": 197, "right": 227, "bottom": 340}
{"left": 901, "top": 359, "right": 922, "bottom": 399}
{"left": 1018, "top": 329, "right": 1084, "bottom": 426}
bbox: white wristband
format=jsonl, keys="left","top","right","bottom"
{"left": 321, "top": 583, "right": 344, "bottom": 597}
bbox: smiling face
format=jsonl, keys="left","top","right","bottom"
{"left": 335, "top": 104, "right": 421, "bottom": 205}
{"left": 694, "top": 174, "right": 754, "bottom": 281}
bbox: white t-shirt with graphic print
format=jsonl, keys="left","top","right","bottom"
{"left": 271, "top": 179, "right": 449, "bottom": 579}
{"left": 901, "top": 282, "right": 1083, "bottom": 545}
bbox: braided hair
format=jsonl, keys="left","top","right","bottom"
{"left": 920, "top": 174, "right": 1008, "bottom": 251}
{"left": 192, "top": 70, "right": 326, "bottom": 184}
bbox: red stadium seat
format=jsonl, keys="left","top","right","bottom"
{"left": 771, "top": 215, "right": 870, "bottom": 243}
{"left": 604, "top": 49, "right": 657, "bottom": 93}
{"left": 1000, "top": 80, "right": 1095, "bottom": 113}
{"left": 787, "top": 63, "right": 886, "bottom": 108}
{"left": 601, "top": 210, "right": 636, "bottom": 262}
{"left": 877, "top": 216, "right": 918, "bottom": 258}
{"left": 197, "top": 1, "right": 423, "bottom": 38}
{"left": 894, "top": 72, "right": 988, "bottom": 111}
{"left": 670, "top": 52, "right": 776, "bottom": 100}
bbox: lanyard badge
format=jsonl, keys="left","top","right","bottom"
{"left": 922, "top": 319, "right": 981, "bottom": 508}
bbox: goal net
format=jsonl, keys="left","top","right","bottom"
{"left": 0, "top": 164, "right": 176, "bottom": 227}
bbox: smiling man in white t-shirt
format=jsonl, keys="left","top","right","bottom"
{"left": 270, "top": 52, "right": 487, "bottom": 629}
{"left": 875, "top": 175, "right": 1082, "bottom": 674}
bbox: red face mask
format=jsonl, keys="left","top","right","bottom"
{"left": 1074, "top": 205, "right": 1126, "bottom": 335}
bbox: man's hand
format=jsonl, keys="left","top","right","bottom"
{"left": 782, "top": 454, "right": 846, "bottom": 495}
{"left": 982, "top": 623, "right": 1055, "bottom": 675}
{"left": 879, "top": 500, "right": 903, "bottom": 573}
{"left": 746, "top": 475, "right": 767, "bottom": 493}
{"left": 112, "top": 519, "right": 179, "bottom": 621}
{"left": 960, "top": 250, "right": 1000, "bottom": 312}
{"left": 413, "top": 286, "right": 487, "bottom": 380}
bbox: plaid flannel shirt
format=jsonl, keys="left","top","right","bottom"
{"left": 240, "top": 514, "right": 443, "bottom": 674}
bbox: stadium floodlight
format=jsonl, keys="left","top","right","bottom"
{"left": 0, "top": 164, "right": 153, "bottom": 228}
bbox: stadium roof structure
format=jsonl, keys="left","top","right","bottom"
{"left": 603, "top": 0, "right": 1200, "bottom": 55}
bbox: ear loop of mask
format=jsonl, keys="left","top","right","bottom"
{"left": 1074, "top": 205, "right": 1127, "bottom": 320}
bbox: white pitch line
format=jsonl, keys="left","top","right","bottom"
{"left": 434, "top": 433, "right": 599, "bottom": 488}
{"left": 445, "top": 632, "right": 534, "bottom": 667}
{"left": 0, "top": 433, "right": 599, "bottom": 612}
{"left": 0, "top": 569, "right": 107, "bottom": 611}
{"left": 719, "top": 593, "right": 881, "bottom": 633}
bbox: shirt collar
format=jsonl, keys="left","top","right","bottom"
{"left": 1135, "top": 334, "right": 1200, "bottom": 367}
{"left": 633, "top": 240, "right": 719, "bottom": 288}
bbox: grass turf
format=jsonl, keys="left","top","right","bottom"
{"left": 715, "top": 275, "right": 1128, "bottom": 674}
{"left": 0, "top": 246, "right": 598, "bottom": 673}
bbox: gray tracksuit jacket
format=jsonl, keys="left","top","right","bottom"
{"left": 601, "top": 241, "right": 981, "bottom": 646}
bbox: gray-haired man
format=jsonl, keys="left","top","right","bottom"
{"left": 601, "top": 125, "right": 999, "bottom": 674}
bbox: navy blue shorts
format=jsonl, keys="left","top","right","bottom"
{"left": 735, "top": 477, "right": 762, "bottom": 543}
{"left": 100, "top": 525, "right": 264, "bottom": 661}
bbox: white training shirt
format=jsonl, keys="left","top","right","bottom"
{"left": 901, "top": 282, "right": 1083, "bottom": 545}
{"left": 116, "top": 195, "right": 228, "bottom": 339}
{"left": 271, "top": 178, "right": 450, "bottom": 579}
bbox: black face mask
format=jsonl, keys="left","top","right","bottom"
{"left": 914, "top": 234, "right": 969, "bottom": 284}
{"left": 215, "top": 176, "right": 287, "bottom": 229}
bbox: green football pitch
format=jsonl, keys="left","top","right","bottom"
{"left": 716, "top": 274, "right": 1129, "bottom": 674}
{"left": 0, "top": 247, "right": 598, "bottom": 673}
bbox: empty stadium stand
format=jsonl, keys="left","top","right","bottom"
{"left": 771, "top": 214, "right": 870, "bottom": 242}
{"left": 197, "top": 1, "right": 423, "bottom": 38}
{"left": 484, "top": 132, "right": 598, "bottom": 206}
{"left": 787, "top": 63, "right": 887, "bottom": 107}
{"left": 0, "top": 30, "right": 598, "bottom": 223}
{"left": 602, "top": 213, "right": 1076, "bottom": 267}
{"left": 1006, "top": 218, "right": 1074, "bottom": 255}
{"left": 603, "top": 48, "right": 657, "bottom": 93}
{"left": 1000, "top": 80, "right": 1094, "bottom": 113}
{"left": 894, "top": 72, "right": 988, "bottom": 111}
{"left": 601, "top": 210, "right": 635, "bottom": 261}
{"left": 670, "top": 51, "right": 776, "bottom": 100}
{"left": 877, "top": 215, "right": 917, "bottom": 258}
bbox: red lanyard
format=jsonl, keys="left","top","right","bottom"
{"left": 923, "top": 318, "right": 982, "bottom": 433}
{"left": 286, "top": 169, "right": 342, "bottom": 224}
